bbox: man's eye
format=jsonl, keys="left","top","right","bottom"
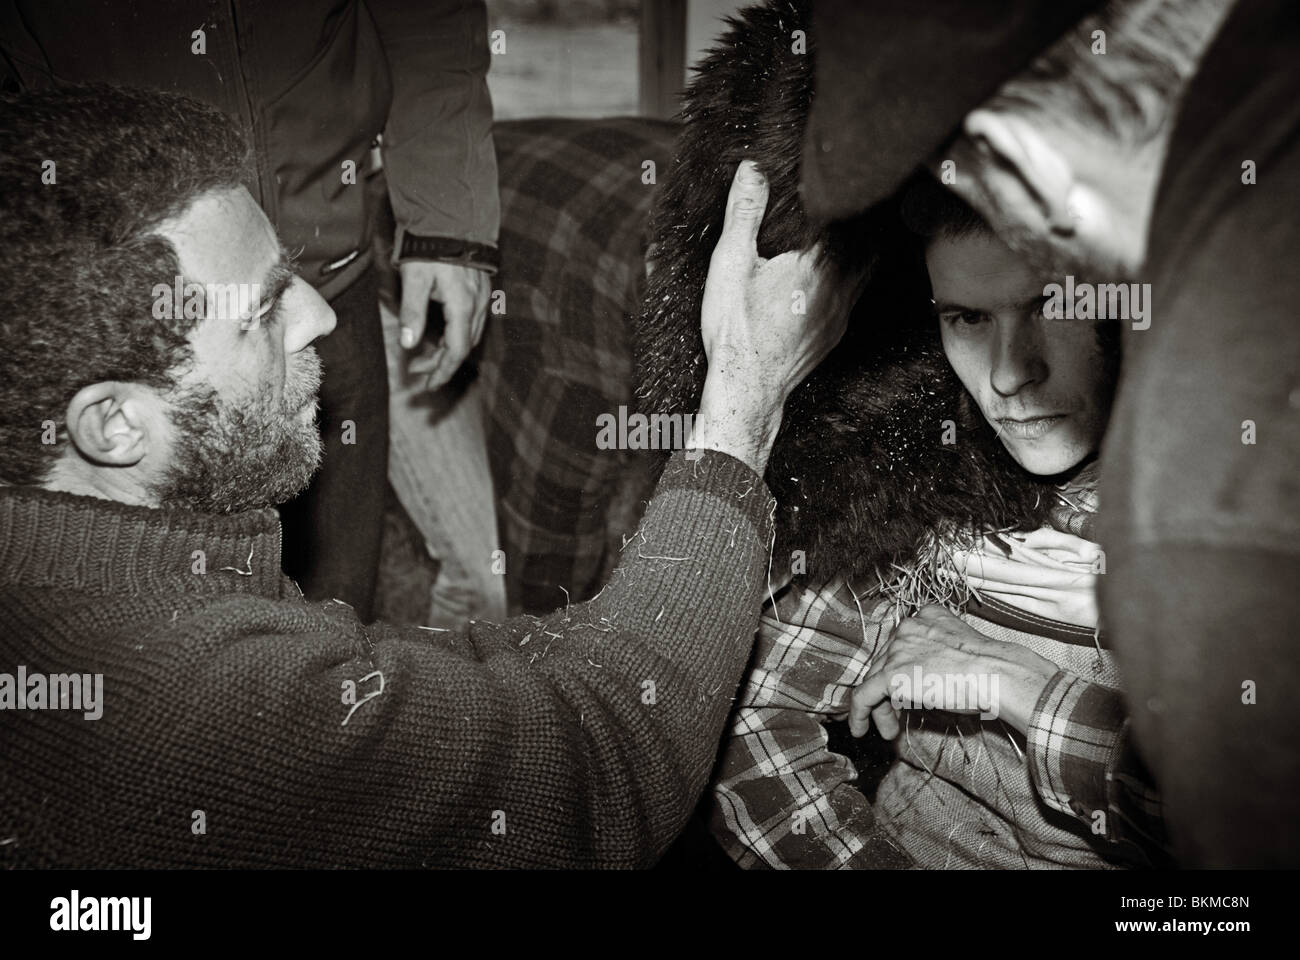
{"left": 241, "top": 299, "right": 280, "bottom": 332}
{"left": 942, "top": 310, "right": 987, "bottom": 326}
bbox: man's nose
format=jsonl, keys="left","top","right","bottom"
{"left": 990, "top": 315, "right": 1048, "bottom": 397}
{"left": 284, "top": 281, "right": 337, "bottom": 354}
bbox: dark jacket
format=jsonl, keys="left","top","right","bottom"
{"left": 1097, "top": 0, "right": 1300, "bottom": 868}
{"left": 0, "top": 0, "right": 500, "bottom": 300}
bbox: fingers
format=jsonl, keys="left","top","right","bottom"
{"left": 422, "top": 283, "right": 476, "bottom": 390}
{"left": 849, "top": 671, "right": 892, "bottom": 737}
{"left": 468, "top": 273, "right": 490, "bottom": 348}
{"left": 453, "top": 264, "right": 491, "bottom": 350}
{"left": 848, "top": 608, "right": 1019, "bottom": 737}
{"left": 399, "top": 262, "right": 491, "bottom": 389}
{"left": 714, "top": 160, "right": 769, "bottom": 266}
{"left": 872, "top": 700, "right": 901, "bottom": 740}
{"left": 420, "top": 321, "right": 465, "bottom": 390}
{"left": 398, "top": 261, "right": 437, "bottom": 350}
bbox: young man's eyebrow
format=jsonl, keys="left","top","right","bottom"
{"left": 931, "top": 293, "right": 1048, "bottom": 315}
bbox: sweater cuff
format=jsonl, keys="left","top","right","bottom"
{"left": 615, "top": 448, "right": 776, "bottom": 671}
{"left": 655, "top": 449, "right": 775, "bottom": 542}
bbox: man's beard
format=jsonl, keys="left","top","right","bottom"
{"left": 151, "top": 349, "right": 324, "bottom": 514}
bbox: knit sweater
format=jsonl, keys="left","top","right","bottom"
{"left": 0, "top": 450, "right": 773, "bottom": 868}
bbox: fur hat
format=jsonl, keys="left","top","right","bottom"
{"left": 634, "top": 0, "right": 1059, "bottom": 588}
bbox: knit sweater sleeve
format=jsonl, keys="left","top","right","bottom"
{"left": 118, "top": 450, "right": 773, "bottom": 868}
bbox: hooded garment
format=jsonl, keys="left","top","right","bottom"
{"left": 634, "top": 0, "right": 1060, "bottom": 592}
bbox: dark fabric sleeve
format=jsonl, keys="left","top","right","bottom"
{"left": 367, "top": 0, "right": 500, "bottom": 263}
{"left": 1097, "top": 0, "right": 1300, "bottom": 866}
{"left": 1099, "top": 549, "right": 1300, "bottom": 868}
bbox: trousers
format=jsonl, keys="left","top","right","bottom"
{"left": 279, "top": 267, "right": 389, "bottom": 622}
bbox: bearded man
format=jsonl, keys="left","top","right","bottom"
{"left": 0, "top": 83, "right": 852, "bottom": 867}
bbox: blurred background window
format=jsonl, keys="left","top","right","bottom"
{"left": 485, "top": 0, "right": 747, "bottom": 120}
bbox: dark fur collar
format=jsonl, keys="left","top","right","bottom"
{"left": 634, "top": 0, "right": 1056, "bottom": 585}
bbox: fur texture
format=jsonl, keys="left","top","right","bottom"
{"left": 634, "top": 0, "right": 1058, "bottom": 587}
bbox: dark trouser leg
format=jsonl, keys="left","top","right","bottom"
{"left": 279, "top": 267, "right": 388, "bottom": 622}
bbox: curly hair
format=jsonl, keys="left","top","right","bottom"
{"left": 0, "top": 83, "right": 248, "bottom": 485}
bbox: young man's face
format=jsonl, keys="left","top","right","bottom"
{"left": 926, "top": 228, "right": 1113, "bottom": 477}
{"left": 151, "top": 186, "right": 336, "bottom": 513}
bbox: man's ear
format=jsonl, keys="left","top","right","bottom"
{"left": 63, "top": 382, "right": 153, "bottom": 467}
{"left": 961, "top": 108, "right": 1079, "bottom": 237}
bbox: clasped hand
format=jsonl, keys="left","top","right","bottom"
{"left": 848, "top": 605, "right": 1058, "bottom": 740}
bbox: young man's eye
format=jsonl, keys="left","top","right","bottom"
{"left": 941, "top": 310, "right": 987, "bottom": 326}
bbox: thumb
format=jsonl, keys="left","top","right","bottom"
{"left": 398, "top": 261, "right": 437, "bottom": 349}
{"left": 716, "top": 160, "right": 769, "bottom": 260}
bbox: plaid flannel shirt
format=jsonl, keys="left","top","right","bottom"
{"left": 1027, "top": 670, "right": 1168, "bottom": 858}
{"left": 480, "top": 118, "right": 677, "bottom": 615}
{"left": 711, "top": 574, "right": 1168, "bottom": 869}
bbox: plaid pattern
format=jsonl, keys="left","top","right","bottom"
{"left": 1028, "top": 670, "right": 1168, "bottom": 858}
{"left": 711, "top": 571, "right": 1165, "bottom": 868}
{"left": 480, "top": 118, "right": 678, "bottom": 614}
{"left": 711, "top": 578, "right": 914, "bottom": 869}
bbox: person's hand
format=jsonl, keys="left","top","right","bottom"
{"left": 950, "top": 528, "right": 1101, "bottom": 627}
{"left": 847, "top": 605, "right": 1058, "bottom": 740}
{"left": 398, "top": 260, "right": 491, "bottom": 390}
{"left": 688, "top": 160, "right": 857, "bottom": 472}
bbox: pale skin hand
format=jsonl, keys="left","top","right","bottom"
{"left": 398, "top": 260, "right": 491, "bottom": 390}
{"left": 687, "top": 160, "right": 854, "bottom": 474}
{"left": 848, "top": 605, "right": 1058, "bottom": 740}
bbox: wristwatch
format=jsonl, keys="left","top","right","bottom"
{"left": 397, "top": 233, "right": 500, "bottom": 273}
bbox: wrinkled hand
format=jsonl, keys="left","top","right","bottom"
{"left": 398, "top": 260, "right": 491, "bottom": 390}
{"left": 700, "top": 159, "right": 853, "bottom": 411}
{"left": 848, "top": 605, "right": 1057, "bottom": 740}
{"left": 689, "top": 160, "right": 857, "bottom": 472}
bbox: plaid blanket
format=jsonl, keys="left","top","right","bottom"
{"left": 480, "top": 118, "right": 678, "bottom": 614}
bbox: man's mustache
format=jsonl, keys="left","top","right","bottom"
{"left": 984, "top": 395, "right": 1074, "bottom": 422}
{"left": 283, "top": 347, "right": 323, "bottom": 412}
